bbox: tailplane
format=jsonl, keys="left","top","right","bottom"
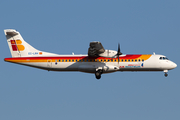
{"left": 4, "top": 29, "right": 58, "bottom": 57}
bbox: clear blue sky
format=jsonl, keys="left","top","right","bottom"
{"left": 0, "top": 0, "right": 180, "bottom": 120}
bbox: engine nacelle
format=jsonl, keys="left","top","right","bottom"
{"left": 99, "top": 50, "right": 117, "bottom": 58}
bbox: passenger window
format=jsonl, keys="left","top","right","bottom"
{"left": 72, "top": 59, "right": 74, "bottom": 62}
{"left": 59, "top": 59, "right": 61, "bottom": 62}
{"left": 132, "top": 59, "right": 134, "bottom": 62}
{"left": 115, "top": 59, "right": 117, "bottom": 62}
{"left": 135, "top": 59, "right": 137, "bottom": 62}
{"left": 128, "top": 59, "right": 130, "bottom": 62}
{"left": 125, "top": 59, "right": 127, "bottom": 62}
{"left": 138, "top": 59, "right": 141, "bottom": 62}
{"left": 121, "top": 59, "right": 123, "bottom": 62}
{"left": 142, "top": 59, "right": 144, "bottom": 62}
{"left": 111, "top": 59, "right": 113, "bottom": 62}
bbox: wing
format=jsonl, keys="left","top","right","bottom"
{"left": 88, "top": 42, "right": 105, "bottom": 57}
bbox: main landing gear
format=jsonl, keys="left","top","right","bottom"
{"left": 164, "top": 70, "right": 168, "bottom": 77}
{"left": 95, "top": 69, "right": 103, "bottom": 79}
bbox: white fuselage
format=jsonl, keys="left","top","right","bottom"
{"left": 4, "top": 54, "right": 177, "bottom": 74}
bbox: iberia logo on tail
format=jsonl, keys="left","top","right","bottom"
{"left": 11, "top": 40, "right": 25, "bottom": 51}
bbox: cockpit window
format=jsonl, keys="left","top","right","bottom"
{"left": 159, "top": 57, "right": 168, "bottom": 60}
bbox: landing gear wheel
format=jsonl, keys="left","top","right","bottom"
{"left": 165, "top": 73, "right": 168, "bottom": 77}
{"left": 164, "top": 70, "right": 168, "bottom": 77}
{"left": 95, "top": 70, "right": 102, "bottom": 79}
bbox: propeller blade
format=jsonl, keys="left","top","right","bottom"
{"left": 118, "top": 43, "right": 120, "bottom": 54}
{"left": 117, "top": 43, "right": 122, "bottom": 64}
{"left": 117, "top": 43, "right": 122, "bottom": 55}
{"left": 118, "top": 55, "right": 120, "bottom": 64}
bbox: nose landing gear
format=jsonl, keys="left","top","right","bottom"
{"left": 164, "top": 73, "right": 168, "bottom": 77}
{"left": 164, "top": 70, "right": 168, "bottom": 77}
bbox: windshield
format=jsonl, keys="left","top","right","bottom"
{"left": 159, "top": 57, "right": 168, "bottom": 60}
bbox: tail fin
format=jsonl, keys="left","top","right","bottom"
{"left": 4, "top": 29, "right": 58, "bottom": 57}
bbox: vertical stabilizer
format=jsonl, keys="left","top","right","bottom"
{"left": 4, "top": 29, "right": 58, "bottom": 57}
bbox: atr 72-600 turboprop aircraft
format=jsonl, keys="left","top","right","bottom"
{"left": 4, "top": 29, "right": 177, "bottom": 79}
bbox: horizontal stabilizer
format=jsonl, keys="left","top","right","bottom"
{"left": 5, "top": 29, "right": 18, "bottom": 36}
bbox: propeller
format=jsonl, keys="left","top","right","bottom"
{"left": 116, "top": 43, "right": 122, "bottom": 64}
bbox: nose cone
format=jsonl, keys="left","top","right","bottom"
{"left": 172, "top": 62, "right": 177, "bottom": 68}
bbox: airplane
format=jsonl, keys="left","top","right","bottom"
{"left": 4, "top": 29, "right": 177, "bottom": 79}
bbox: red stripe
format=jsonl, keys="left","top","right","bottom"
{"left": 120, "top": 55, "right": 141, "bottom": 59}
